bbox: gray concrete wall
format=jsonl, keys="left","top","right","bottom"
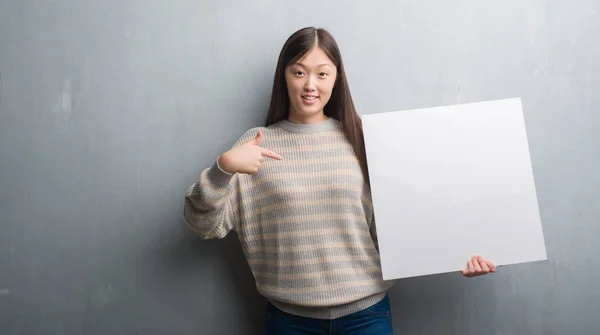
{"left": 1, "top": 1, "right": 598, "bottom": 334}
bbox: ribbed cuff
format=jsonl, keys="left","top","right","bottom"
{"left": 216, "top": 156, "right": 234, "bottom": 176}
{"left": 205, "top": 160, "right": 235, "bottom": 188}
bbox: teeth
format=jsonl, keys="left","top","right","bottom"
{"left": 303, "top": 96, "right": 316, "bottom": 100}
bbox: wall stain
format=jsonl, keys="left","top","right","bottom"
{"left": 93, "top": 285, "right": 114, "bottom": 304}
{"left": 52, "top": 79, "right": 73, "bottom": 132}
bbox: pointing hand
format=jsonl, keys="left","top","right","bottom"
{"left": 218, "top": 130, "right": 282, "bottom": 175}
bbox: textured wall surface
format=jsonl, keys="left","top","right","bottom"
{"left": 1, "top": 1, "right": 599, "bottom": 334}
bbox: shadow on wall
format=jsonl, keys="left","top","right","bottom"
{"left": 158, "top": 224, "right": 267, "bottom": 335}
{"left": 76, "top": 202, "right": 265, "bottom": 335}
{"left": 389, "top": 270, "right": 501, "bottom": 335}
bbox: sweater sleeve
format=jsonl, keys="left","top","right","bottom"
{"left": 183, "top": 160, "right": 238, "bottom": 239}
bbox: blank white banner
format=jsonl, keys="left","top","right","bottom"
{"left": 362, "top": 98, "right": 547, "bottom": 280}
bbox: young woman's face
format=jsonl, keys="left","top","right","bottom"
{"left": 285, "top": 47, "right": 337, "bottom": 123}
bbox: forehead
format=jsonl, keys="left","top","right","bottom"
{"left": 293, "top": 47, "right": 335, "bottom": 67}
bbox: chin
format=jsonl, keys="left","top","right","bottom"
{"left": 299, "top": 108, "right": 322, "bottom": 116}
{"left": 294, "top": 103, "right": 323, "bottom": 115}
{"left": 289, "top": 98, "right": 328, "bottom": 121}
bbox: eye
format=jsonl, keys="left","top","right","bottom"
{"left": 294, "top": 71, "right": 305, "bottom": 76}
{"left": 319, "top": 72, "right": 328, "bottom": 77}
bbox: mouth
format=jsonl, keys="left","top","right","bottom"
{"left": 301, "top": 95, "right": 319, "bottom": 104}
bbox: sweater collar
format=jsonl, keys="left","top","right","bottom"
{"left": 277, "top": 117, "right": 339, "bottom": 134}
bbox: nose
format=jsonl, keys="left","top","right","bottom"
{"left": 304, "top": 75, "right": 316, "bottom": 91}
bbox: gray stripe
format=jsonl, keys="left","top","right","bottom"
{"left": 249, "top": 258, "right": 381, "bottom": 275}
{"left": 273, "top": 148, "right": 356, "bottom": 160}
{"left": 246, "top": 165, "right": 364, "bottom": 187}
{"left": 241, "top": 230, "right": 374, "bottom": 248}
{"left": 242, "top": 175, "right": 364, "bottom": 200}
{"left": 241, "top": 220, "right": 369, "bottom": 240}
{"left": 255, "top": 270, "right": 384, "bottom": 289}
{"left": 240, "top": 160, "right": 362, "bottom": 185}
{"left": 240, "top": 209, "right": 368, "bottom": 237}
{"left": 247, "top": 186, "right": 364, "bottom": 212}
{"left": 247, "top": 202, "right": 366, "bottom": 222}
{"left": 186, "top": 188, "right": 226, "bottom": 213}
{"left": 245, "top": 245, "right": 379, "bottom": 261}
{"left": 261, "top": 131, "right": 346, "bottom": 143}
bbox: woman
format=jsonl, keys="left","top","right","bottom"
{"left": 184, "top": 26, "right": 495, "bottom": 334}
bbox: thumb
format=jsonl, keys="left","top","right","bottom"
{"left": 249, "top": 130, "right": 262, "bottom": 145}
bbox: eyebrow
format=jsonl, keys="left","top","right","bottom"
{"left": 294, "top": 62, "right": 334, "bottom": 68}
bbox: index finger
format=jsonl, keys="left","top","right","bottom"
{"left": 261, "top": 149, "right": 282, "bottom": 160}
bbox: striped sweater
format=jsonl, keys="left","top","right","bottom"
{"left": 183, "top": 117, "right": 394, "bottom": 319}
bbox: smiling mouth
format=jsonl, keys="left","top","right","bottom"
{"left": 302, "top": 95, "right": 318, "bottom": 100}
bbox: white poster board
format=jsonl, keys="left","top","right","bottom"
{"left": 362, "top": 98, "right": 547, "bottom": 280}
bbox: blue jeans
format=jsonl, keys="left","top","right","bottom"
{"left": 265, "top": 295, "right": 394, "bottom": 335}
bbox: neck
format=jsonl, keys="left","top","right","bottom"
{"left": 287, "top": 110, "right": 328, "bottom": 124}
